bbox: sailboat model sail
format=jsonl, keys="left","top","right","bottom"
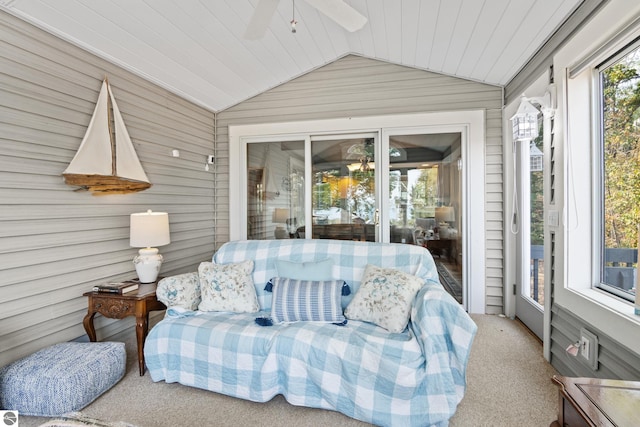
{"left": 63, "top": 78, "right": 151, "bottom": 194}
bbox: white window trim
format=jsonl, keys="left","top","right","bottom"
{"left": 554, "top": 1, "right": 640, "bottom": 355}
{"left": 229, "top": 110, "right": 486, "bottom": 314}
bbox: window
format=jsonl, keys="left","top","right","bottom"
{"left": 598, "top": 41, "right": 640, "bottom": 303}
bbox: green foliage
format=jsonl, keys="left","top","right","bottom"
{"left": 530, "top": 135, "right": 544, "bottom": 245}
{"left": 601, "top": 52, "right": 640, "bottom": 249}
{"left": 411, "top": 168, "right": 439, "bottom": 219}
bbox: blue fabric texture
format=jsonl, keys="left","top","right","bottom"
{"left": 267, "top": 278, "right": 347, "bottom": 324}
{"left": 274, "top": 258, "right": 334, "bottom": 281}
{"left": 0, "top": 342, "right": 125, "bottom": 416}
{"left": 145, "top": 239, "right": 476, "bottom": 427}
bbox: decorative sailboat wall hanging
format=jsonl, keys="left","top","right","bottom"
{"left": 63, "top": 78, "right": 151, "bottom": 195}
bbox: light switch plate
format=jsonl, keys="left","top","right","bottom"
{"left": 579, "top": 328, "right": 599, "bottom": 370}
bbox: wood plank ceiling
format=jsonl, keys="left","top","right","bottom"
{"left": 0, "top": 0, "right": 582, "bottom": 112}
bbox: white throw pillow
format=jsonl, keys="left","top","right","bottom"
{"left": 198, "top": 260, "right": 260, "bottom": 313}
{"left": 345, "top": 264, "right": 423, "bottom": 333}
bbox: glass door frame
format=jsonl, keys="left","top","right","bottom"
{"left": 515, "top": 137, "right": 545, "bottom": 340}
{"left": 229, "top": 111, "right": 486, "bottom": 314}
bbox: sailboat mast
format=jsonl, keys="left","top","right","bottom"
{"left": 105, "top": 78, "right": 117, "bottom": 177}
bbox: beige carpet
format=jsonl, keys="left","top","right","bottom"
{"left": 18, "top": 314, "right": 559, "bottom": 427}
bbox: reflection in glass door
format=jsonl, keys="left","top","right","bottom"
{"left": 244, "top": 131, "right": 465, "bottom": 305}
{"left": 246, "top": 140, "right": 305, "bottom": 240}
{"left": 386, "top": 133, "right": 463, "bottom": 303}
{"left": 310, "top": 135, "right": 378, "bottom": 241}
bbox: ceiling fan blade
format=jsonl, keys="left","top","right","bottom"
{"left": 244, "top": 0, "right": 280, "bottom": 40}
{"left": 303, "top": 0, "right": 367, "bottom": 32}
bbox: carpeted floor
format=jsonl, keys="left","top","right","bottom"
{"left": 17, "top": 314, "right": 559, "bottom": 427}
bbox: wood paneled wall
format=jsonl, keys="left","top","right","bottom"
{"left": 0, "top": 10, "right": 216, "bottom": 366}
{"left": 217, "top": 55, "right": 504, "bottom": 314}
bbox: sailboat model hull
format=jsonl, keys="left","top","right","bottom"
{"left": 63, "top": 78, "right": 152, "bottom": 195}
{"left": 63, "top": 174, "right": 151, "bottom": 194}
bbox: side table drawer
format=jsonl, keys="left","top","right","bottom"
{"left": 93, "top": 298, "right": 136, "bottom": 318}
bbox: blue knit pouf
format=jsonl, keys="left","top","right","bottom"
{"left": 0, "top": 342, "right": 126, "bottom": 417}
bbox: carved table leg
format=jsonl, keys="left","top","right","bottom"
{"left": 83, "top": 310, "right": 97, "bottom": 342}
{"left": 135, "top": 312, "right": 148, "bottom": 376}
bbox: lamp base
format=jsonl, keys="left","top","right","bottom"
{"left": 133, "top": 247, "right": 163, "bottom": 283}
{"left": 274, "top": 226, "right": 288, "bottom": 239}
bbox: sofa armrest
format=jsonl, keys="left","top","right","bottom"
{"left": 156, "top": 272, "right": 201, "bottom": 310}
{"left": 410, "top": 281, "right": 477, "bottom": 396}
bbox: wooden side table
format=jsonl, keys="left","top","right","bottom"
{"left": 83, "top": 281, "right": 166, "bottom": 376}
{"left": 551, "top": 375, "right": 640, "bottom": 426}
{"left": 424, "top": 238, "right": 457, "bottom": 263}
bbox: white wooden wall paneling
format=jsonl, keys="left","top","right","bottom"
{"left": 0, "top": 10, "right": 216, "bottom": 366}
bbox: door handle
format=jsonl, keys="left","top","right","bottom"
{"left": 374, "top": 209, "right": 379, "bottom": 226}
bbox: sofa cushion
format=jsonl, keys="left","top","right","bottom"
{"left": 274, "top": 258, "right": 334, "bottom": 281}
{"left": 345, "top": 264, "right": 424, "bottom": 333}
{"left": 268, "top": 277, "right": 347, "bottom": 324}
{"left": 198, "top": 260, "right": 260, "bottom": 313}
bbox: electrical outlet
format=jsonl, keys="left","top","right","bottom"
{"left": 580, "top": 336, "right": 590, "bottom": 358}
{"left": 207, "top": 155, "right": 215, "bottom": 164}
{"left": 579, "top": 328, "right": 599, "bottom": 370}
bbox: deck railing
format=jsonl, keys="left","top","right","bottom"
{"left": 603, "top": 247, "right": 638, "bottom": 291}
{"left": 530, "top": 246, "right": 637, "bottom": 302}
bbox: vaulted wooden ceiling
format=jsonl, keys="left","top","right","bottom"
{"left": 0, "top": 0, "right": 583, "bottom": 112}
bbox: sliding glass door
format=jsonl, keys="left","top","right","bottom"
{"left": 246, "top": 133, "right": 462, "bottom": 243}
{"left": 246, "top": 139, "right": 305, "bottom": 240}
{"left": 384, "top": 132, "right": 463, "bottom": 303}
{"left": 231, "top": 111, "right": 486, "bottom": 313}
{"left": 244, "top": 131, "right": 464, "bottom": 303}
{"left": 245, "top": 134, "right": 380, "bottom": 242}
{"left": 310, "top": 134, "right": 378, "bottom": 241}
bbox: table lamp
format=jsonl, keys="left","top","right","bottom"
{"left": 130, "top": 210, "right": 170, "bottom": 283}
{"left": 435, "top": 206, "right": 455, "bottom": 238}
{"left": 435, "top": 206, "right": 455, "bottom": 226}
{"left": 273, "top": 208, "right": 289, "bottom": 239}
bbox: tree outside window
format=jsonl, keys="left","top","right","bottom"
{"left": 600, "top": 44, "right": 640, "bottom": 301}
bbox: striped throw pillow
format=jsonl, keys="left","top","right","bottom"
{"left": 267, "top": 277, "right": 349, "bottom": 325}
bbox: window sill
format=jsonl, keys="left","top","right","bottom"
{"left": 570, "top": 287, "right": 640, "bottom": 325}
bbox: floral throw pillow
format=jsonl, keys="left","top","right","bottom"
{"left": 156, "top": 272, "right": 201, "bottom": 310}
{"left": 345, "top": 264, "right": 424, "bottom": 333}
{"left": 197, "top": 260, "right": 260, "bottom": 313}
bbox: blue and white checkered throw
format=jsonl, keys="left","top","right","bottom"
{"left": 146, "top": 239, "right": 476, "bottom": 426}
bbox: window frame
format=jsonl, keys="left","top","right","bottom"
{"left": 555, "top": 4, "right": 640, "bottom": 357}
{"left": 594, "top": 39, "right": 640, "bottom": 303}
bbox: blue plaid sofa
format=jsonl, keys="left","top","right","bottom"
{"left": 144, "top": 239, "right": 476, "bottom": 427}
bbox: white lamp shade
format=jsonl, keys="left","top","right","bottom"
{"left": 130, "top": 210, "right": 170, "bottom": 248}
{"left": 272, "top": 208, "right": 289, "bottom": 224}
{"left": 435, "top": 206, "right": 455, "bottom": 223}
